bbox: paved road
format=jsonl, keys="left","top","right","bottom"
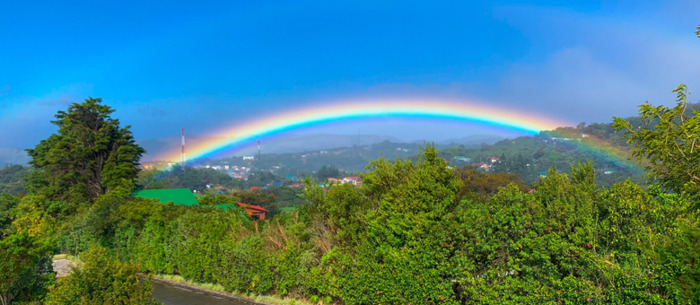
{"left": 151, "top": 281, "right": 249, "bottom": 305}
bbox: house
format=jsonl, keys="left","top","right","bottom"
{"left": 343, "top": 176, "right": 363, "bottom": 186}
{"left": 453, "top": 156, "right": 470, "bottom": 163}
{"left": 237, "top": 202, "right": 269, "bottom": 220}
{"left": 134, "top": 188, "right": 199, "bottom": 206}
{"left": 488, "top": 157, "right": 500, "bottom": 163}
{"left": 476, "top": 163, "right": 492, "bottom": 171}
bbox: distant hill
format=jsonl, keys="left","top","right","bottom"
{"left": 196, "top": 118, "right": 652, "bottom": 187}
{"left": 139, "top": 133, "right": 403, "bottom": 161}
{"left": 139, "top": 132, "right": 510, "bottom": 161}
{"left": 204, "top": 140, "right": 421, "bottom": 174}
{"left": 433, "top": 134, "right": 507, "bottom": 147}
{"left": 0, "top": 148, "right": 30, "bottom": 166}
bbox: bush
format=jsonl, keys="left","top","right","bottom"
{"left": 45, "top": 246, "right": 158, "bottom": 305}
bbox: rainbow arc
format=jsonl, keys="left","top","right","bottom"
{"left": 155, "top": 99, "right": 569, "bottom": 162}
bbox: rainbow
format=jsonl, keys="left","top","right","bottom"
{"left": 155, "top": 98, "right": 571, "bottom": 162}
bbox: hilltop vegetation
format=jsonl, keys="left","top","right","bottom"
{"left": 2, "top": 27, "right": 700, "bottom": 303}
{"left": 0, "top": 85, "right": 699, "bottom": 305}
{"left": 0, "top": 165, "right": 30, "bottom": 196}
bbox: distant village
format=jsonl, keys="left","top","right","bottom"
{"left": 135, "top": 132, "right": 625, "bottom": 217}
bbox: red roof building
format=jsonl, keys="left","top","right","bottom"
{"left": 237, "top": 202, "right": 269, "bottom": 220}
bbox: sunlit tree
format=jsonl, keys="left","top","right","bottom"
{"left": 26, "top": 98, "right": 144, "bottom": 202}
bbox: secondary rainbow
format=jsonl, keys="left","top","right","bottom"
{"left": 155, "top": 99, "right": 570, "bottom": 162}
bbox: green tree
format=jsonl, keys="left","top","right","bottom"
{"left": 0, "top": 194, "right": 18, "bottom": 239}
{"left": 246, "top": 170, "right": 279, "bottom": 188}
{"left": 316, "top": 165, "right": 340, "bottom": 181}
{"left": 0, "top": 232, "right": 54, "bottom": 305}
{"left": 0, "top": 165, "right": 30, "bottom": 196}
{"left": 26, "top": 98, "right": 145, "bottom": 202}
{"left": 168, "top": 167, "right": 241, "bottom": 191}
{"left": 197, "top": 193, "right": 233, "bottom": 206}
{"left": 613, "top": 85, "right": 700, "bottom": 197}
{"left": 455, "top": 165, "right": 528, "bottom": 202}
{"left": 46, "top": 246, "right": 159, "bottom": 305}
{"left": 231, "top": 189, "right": 277, "bottom": 207}
{"left": 136, "top": 169, "right": 173, "bottom": 190}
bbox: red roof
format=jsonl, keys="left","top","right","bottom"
{"left": 237, "top": 202, "right": 269, "bottom": 212}
{"left": 344, "top": 176, "right": 362, "bottom": 180}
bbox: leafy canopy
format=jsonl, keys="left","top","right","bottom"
{"left": 613, "top": 85, "right": 700, "bottom": 197}
{"left": 26, "top": 97, "right": 144, "bottom": 202}
{"left": 46, "top": 246, "right": 159, "bottom": 305}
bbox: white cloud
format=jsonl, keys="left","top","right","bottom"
{"left": 492, "top": 10, "right": 700, "bottom": 124}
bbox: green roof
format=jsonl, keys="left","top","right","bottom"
{"left": 135, "top": 188, "right": 199, "bottom": 206}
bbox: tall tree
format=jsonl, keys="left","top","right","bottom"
{"left": 316, "top": 165, "right": 340, "bottom": 181}
{"left": 613, "top": 85, "right": 700, "bottom": 197}
{"left": 26, "top": 98, "right": 144, "bottom": 201}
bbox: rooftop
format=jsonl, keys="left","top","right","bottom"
{"left": 134, "top": 188, "right": 199, "bottom": 206}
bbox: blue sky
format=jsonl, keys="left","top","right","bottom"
{"left": 1, "top": 1, "right": 699, "bottom": 149}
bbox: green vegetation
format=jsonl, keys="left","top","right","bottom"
{"left": 0, "top": 232, "right": 54, "bottom": 305}
{"left": 2, "top": 92, "right": 700, "bottom": 304}
{"left": 0, "top": 27, "right": 698, "bottom": 303}
{"left": 205, "top": 140, "right": 416, "bottom": 176}
{"left": 614, "top": 84, "right": 700, "bottom": 198}
{"left": 0, "top": 165, "right": 30, "bottom": 196}
{"left": 45, "top": 246, "right": 159, "bottom": 305}
{"left": 438, "top": 121, "right": 648, "bottom": 187}
{"left": 0, "top": 98, "right": 156, "bottom": 304}
{"left": 138, "top": 166, "right": 244, "bottom": 192}
{"left": 26, "top": 97, "right": 144, "bottom": 204}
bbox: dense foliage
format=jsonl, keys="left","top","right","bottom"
{"left": 0, "top": 165, "right": 29, "bottom": 196}
{"left": 26, "top": 97, "right": 144, "bottom": 203}
{"left": 2, "top": 38, "right": 700, "bottom": 303}
{"left": 614, "top": 84, "right": 700, "bottom": 198}
{"left": 138, "top": 166, "right": 244, "bottom": 192}
{"left": 45, "top": 247, "right": 158, "bottom": 305}
{"left": 0, "top": 194, "right": 56, "bottom": 305}
{"left": 0, "top": 233, "right": 54, "bottom": 305}
{"left": 32, "top": 145, "right": 698, "bottom": 304}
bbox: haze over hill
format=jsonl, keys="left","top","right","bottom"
{"left": 138, "top": 133, "right": 506, "bottom": 161}
{"left": 0, "top": 148, "right": 31, "bottom": 166}
{"left": 0, "top": 132, "right": 508, "bottom": 165}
